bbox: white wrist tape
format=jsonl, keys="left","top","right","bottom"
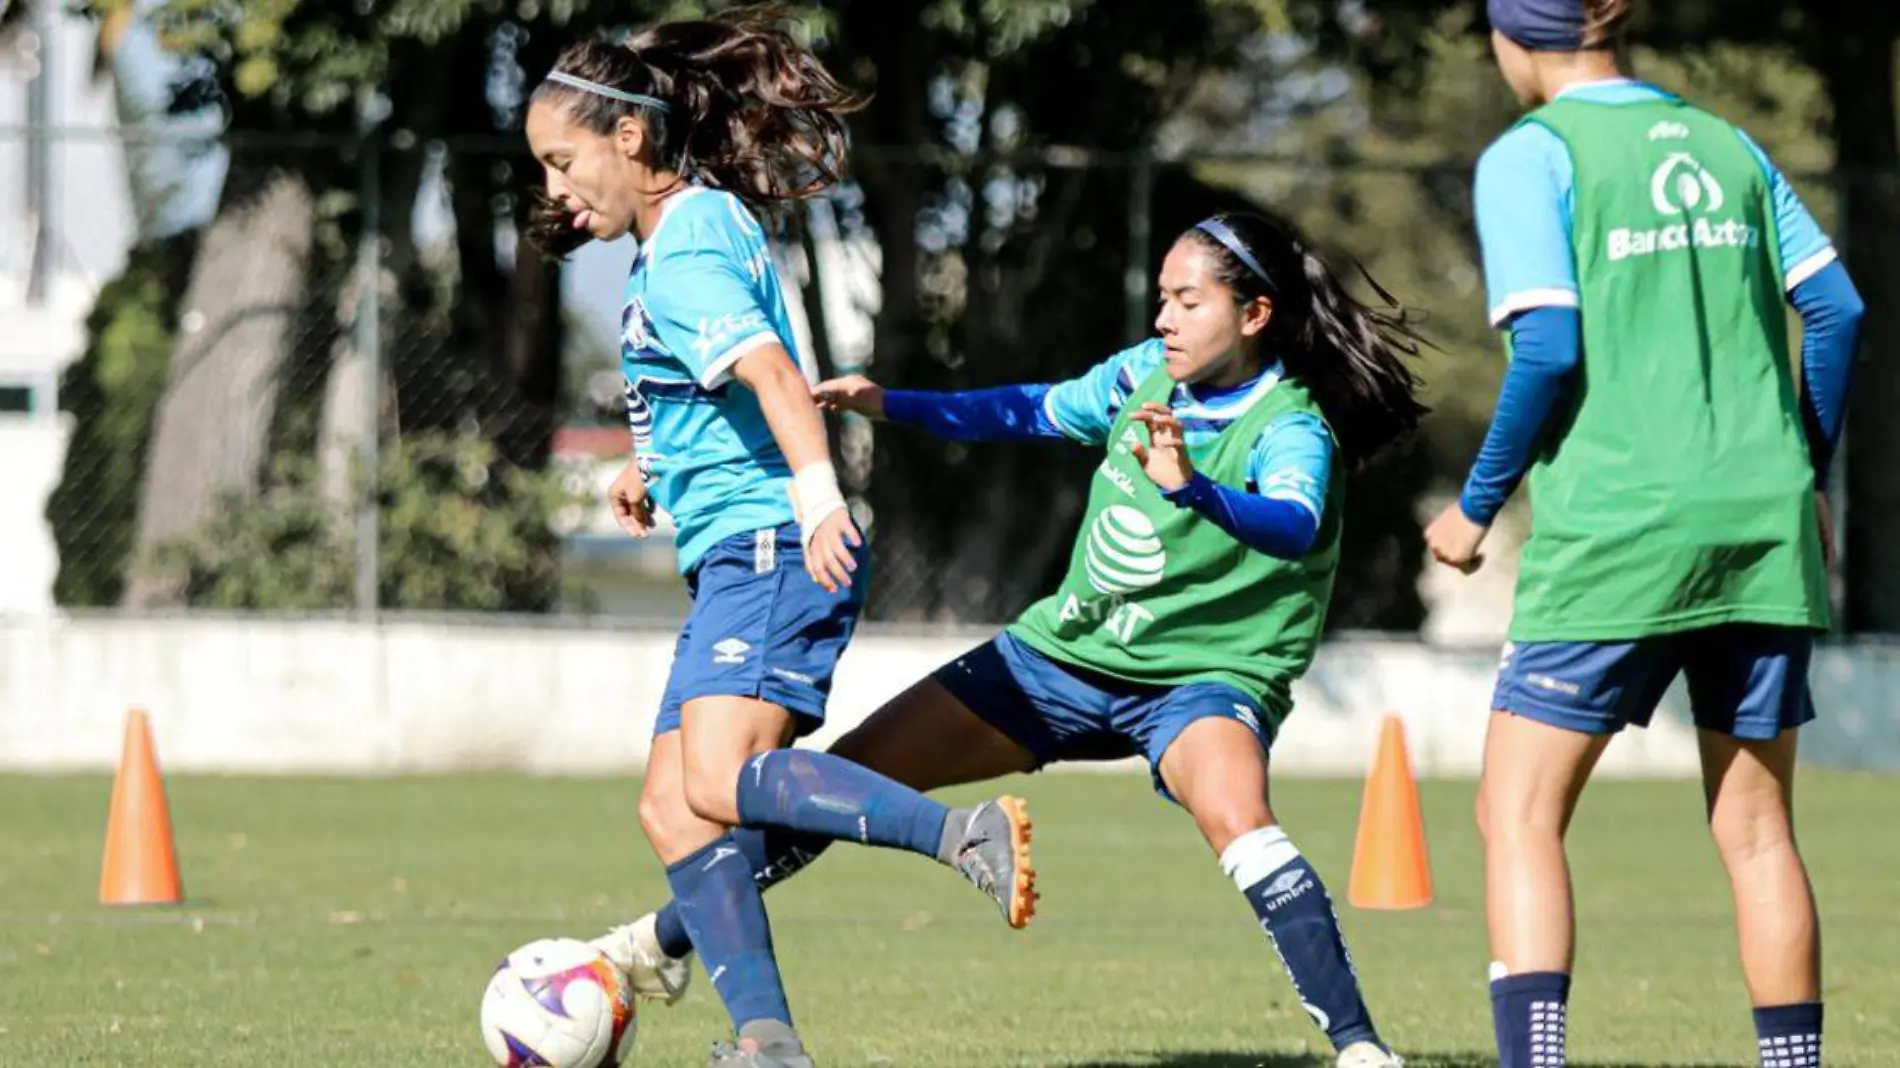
{"left": 791, "top": 462, "right": 848, "bottom": 551}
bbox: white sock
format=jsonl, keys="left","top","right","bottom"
{"left": 1218, "top": 824, "right": 1302, "bottom": 891}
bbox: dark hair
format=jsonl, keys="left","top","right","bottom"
{"left": 1581, "top": 0, "right": 1631, "bottom": 49}
{"left": 525, "top": 7, "right": 867, "bottom": 257}
{"left": 1182, "top": 211, "right": 1431, "bottom": 469}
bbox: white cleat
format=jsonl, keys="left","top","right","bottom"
{"left": 589, "top": 912, "right": 694, "bottom": 1005}
{"left": 1336, "top": 1041, "right": 1404, "bottom": 1068}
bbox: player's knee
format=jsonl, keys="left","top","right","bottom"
{"left": 679, "top": 745, "right": 748, "bottom": 826}
{"left": 638, "top": 781, "right": 697, "bottom": 856}
{"left": 1708, "top": 802, "right": 1797, "bottom": 867}
{"left": 1478, "top": 782, "right": 1563, "bottom": 844}
{"left": 1191, "top": 802, "right": 1274, "bottom": 856}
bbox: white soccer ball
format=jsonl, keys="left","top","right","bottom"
{"left": 480, "top": 937, "right": 637, "bottom": 1067}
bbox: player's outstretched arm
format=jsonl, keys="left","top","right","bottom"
{"left": 815, "top": 373, "right": 1071, "bottom": 442}
{"left": 815, "top": 340, "right": 1166, "bottom": 446}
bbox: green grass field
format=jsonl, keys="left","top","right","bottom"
{"left": 2, "top": 770, "right": 1894, "bottom": 1066}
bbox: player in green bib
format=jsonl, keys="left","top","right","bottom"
{"left": 604, "top": 211, "right": 1428, "bottom": 1067}
{"left": 1422, "top": 2, "right": 1865, "bottom": 1066}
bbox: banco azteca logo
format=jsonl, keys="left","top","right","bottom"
{"left": 1650, "top": 152, "right": 1725, "bottom": 216}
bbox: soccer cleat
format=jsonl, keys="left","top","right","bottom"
{"left": 948, "top": 796, "right": 1038, "bottom": 929}
{"left": 708, "top": 1039, "right": 816, "bottom": 1068}
{"left": 589, "top": 912, "right": 693, "bottom": 1005}
{"left": 1335, "top": 1041, "right": 1404, "bottom": 1068}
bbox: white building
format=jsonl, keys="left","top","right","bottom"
{"left": 0, "top": 7, "right": 138, "bottom": 616}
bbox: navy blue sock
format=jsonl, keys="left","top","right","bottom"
{"left": 1222, "top": 826, "right": 1381, "bottom": 1052}
{"left": 654, "top": 827, "right": 833, "bottom": 959}
{"left": 664, "top": 834, "right": 792, "bottom": 1029}
{"left": 1490, "top": 971, "right": 1569, "bottom": 1068}
{"left": 1754, "top": 1002, "right": 1822, "bottom": 1068}
{"left": 735, "top": 749, "right": 949, "bottom": 858}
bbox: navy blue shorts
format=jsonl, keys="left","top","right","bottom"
{"left": 653, "top": 523, "right": 866, "bottom": 739}
{"left": 1492, "top": 624, "right": 1816, "bottom": 741}
{"left": 932, "top": 631, "right": 1271, "bottom": 803}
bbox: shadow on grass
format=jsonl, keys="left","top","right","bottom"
{"left": 1068, "top": 1052, "right": 1737, "bottom": 1068}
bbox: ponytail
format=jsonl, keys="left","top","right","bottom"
{"left": 1581, "top": 0, "right": 1631, "bottom": 50}
{"left": 1184, "top": 211, "right": 1431, "bottom": 469}
{"left": 526, "top": 7, "right": 867, "bottom": 256}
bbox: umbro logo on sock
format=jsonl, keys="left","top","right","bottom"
{"left": 1258, "top": 869, "right": 1314, "bottom": 911}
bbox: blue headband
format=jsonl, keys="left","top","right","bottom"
{"left": 1195, "top": 218, "right": 1275, "bottom": 293}
{"left": 1487, "top": 0, "right": 1587, "bottom": 51}
{"left": 543, "top": 71, "right": 671, "bottom": 112}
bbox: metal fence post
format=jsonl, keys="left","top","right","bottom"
{"left": 354, "top": 131, "right": 382, "bottom": 618}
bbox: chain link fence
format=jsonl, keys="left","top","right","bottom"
{"left": 0, "top": 125, "right": 1879, "bottom": 626}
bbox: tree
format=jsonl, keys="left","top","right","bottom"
{"left": 56, "top": 0, "right": 1463, "bottom": 627}
{"left": 74, "top": 0, "right": 651, "bottom": 609}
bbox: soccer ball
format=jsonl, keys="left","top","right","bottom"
{"left": 480, "top": 937, "right": 637, "bottom": 1067}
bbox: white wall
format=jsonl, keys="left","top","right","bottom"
{"left": 3, "top": 617, "right": 1889, "bottom": 778}
{"left": 0, "top": 420, "right": 70, "bottom": 616}
{"left": 9, "top": 615, "right": 1889, "bottom": 780}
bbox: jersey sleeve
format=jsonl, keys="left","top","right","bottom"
{"left": 645, "top": 214, "right": 783, "bottom": 390}
{"left": 1040, "top": 339, "right": 1166, "bottom": 446}
{"left": 1731, "top": 127, "right": 1839, "bottom": 291}
{"left": 1246, "top": 412, "right": 1334, "bottom": 523}
{"left": 1475, "top": 124, "right": 1580, "bottom": 327}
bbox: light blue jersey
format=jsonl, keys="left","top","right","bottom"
{"left": 1041, "top": 339, "right": 1334, "bottom": 521}
{"left": 1474, "top": 79, "right": 1838, "bottom": 326}
{"left": 621, "top": 187, "right": 803, "bottom": 572}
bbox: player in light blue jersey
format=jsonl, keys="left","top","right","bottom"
{"left": 612, "top": 211, "right": 1430, "bottom": 1068}
{"left": 616, "top": 186, "right": 817, "bottom": 570}
{"left": 524, "top": 16, "right": 1037, "bottom": 1068}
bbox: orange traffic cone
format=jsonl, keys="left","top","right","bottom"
{"left": 99, "top": 709, "right": 183, "bottom": 906}
{"left": 1347, "top": 714, "right": 1433, "bottom": 910}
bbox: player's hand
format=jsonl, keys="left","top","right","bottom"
{"left": 1816, "top": 490, "right": 1836, "bottom": 577}
{"left": 812, "top": 375, "right": 887, "bottom": 420}
{"left": 1128, "top": 402, "right": 1194, "bottom": 492}
{"left": 801, "top": 507, "right": 862, "bottom": 594}
{"left": 1424, "top": 500, "right": 1488, "bottom": 574}
{"left": 608, "top": 459, "right": 656, "bottom": 539}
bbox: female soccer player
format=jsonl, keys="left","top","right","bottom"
{"left": 1421, "top": 2, "right": 1865, "bottom": 1066}
{"left": 525, "top": 18, "right": 1035, "bottom": 1067}
{"left": 603, "top": 209, "right": 1428, "bottom": 1068}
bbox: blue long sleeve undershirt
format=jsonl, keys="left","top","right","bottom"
{"left": 1158, "top": 471, "right": 1320, "bottom": 558}
{"left": 883, "top": 385, "right": 1058, "bottom": 441}
{"left": 1790, "top": 260, "right": 1864, "bottom": 486}
{"left": 882, "top": 385, "right": 1321, "bottom": 558}
{"left": 1456, "top": 307, "right": 1580, "bottom": 524}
